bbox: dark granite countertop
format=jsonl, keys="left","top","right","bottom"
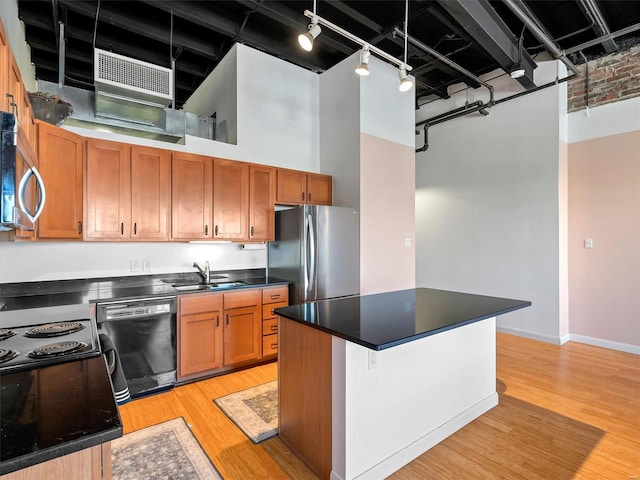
{"left": 0, "top": 355, "right": 123, "bottom": 476}
{"left": 274, "top": 288, "right": 531, "bottom": 350}
{"left": 0, "top": 269, "right": 289, "bottom": 311}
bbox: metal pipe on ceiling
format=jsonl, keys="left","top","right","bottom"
{"left": 393, "top": 27, "right": 494, "bottom": 105}
{"left": 502, "top": 0, "right": 580, "bottom": 76}
{"left": 577, "top": 0, "right": 617, "bottom": 53}
{"left": 565, "top": 23, "right": 640, "bottom": 55}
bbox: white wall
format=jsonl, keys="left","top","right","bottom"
{"left": 183, "top": 44, "right": 238, "bottom": 145}
{"left": 319, "top": 53, "right": 360, "bottom": 209}
{"left": 415, "top": 61, "right": 567, "bottom": 343}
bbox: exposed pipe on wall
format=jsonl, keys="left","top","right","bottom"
{"left": 415, "top": 74, "right": 576, "bottom": 152}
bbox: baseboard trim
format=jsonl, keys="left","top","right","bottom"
{"left": 568, "top": 334, "right": 640, "bottom": 355}
{"left": 496, "top": 325, "right": 564, "bottom": 345}
{"left": 335, "top": 392, "right": 499, "bottom": 480}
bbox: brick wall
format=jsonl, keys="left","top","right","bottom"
{"left": 567, "top": 45, "right": 640, "bottom": 113}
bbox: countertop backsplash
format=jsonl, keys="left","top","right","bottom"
{"left": 0, "top": 241, "right": 268, "bottom": 283}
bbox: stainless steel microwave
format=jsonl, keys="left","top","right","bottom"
{"left": 0, "top": 111, "right": 46, "bottom": 231}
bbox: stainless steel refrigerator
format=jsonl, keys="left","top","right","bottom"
{"left": 268, "top": 205, "right": 359, "bottom": 305}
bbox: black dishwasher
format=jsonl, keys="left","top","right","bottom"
{"left": 96, "top": 296, "right": 177, "bottom": 398}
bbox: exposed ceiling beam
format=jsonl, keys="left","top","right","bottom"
{"left": 57, "top": 0, "right": 220, "bottom": 59}
{"left": 576, "top": 0, "right": 618, "bottom": 53}
{"left": 437, "top": 0, "right": 536, "bottom": 89}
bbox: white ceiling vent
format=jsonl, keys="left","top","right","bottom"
{"left": 94, "top": 48, "right": 174, "bottom": 125}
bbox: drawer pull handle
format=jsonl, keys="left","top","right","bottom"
{"left": 205, "top": 225, "right": 208, "bottom": 236}
{"left": 251, "top": 226, "right": 254, "bottom": 237}
{"left": 270, "top": 325, "right": 278, "bottom": 332}
{"left": 133, "top": 222, "right": 137, "bottom": 235}
{"left": 215, "top": 225, "right": 219, "bottom": 236}
{"left": 78, "top": 221, "right": 82, "bottom": 234}
{"left": 120, "top": 222, "right": 124, "bottom": 235}
{"left": 271, "top": 343, "right": 277, "bottom": 349}
{"left": 270, "top": 309, "right": 275, "bottom": 315}
{"left": 270, "top": 294, "right": 280, "bottom": 299}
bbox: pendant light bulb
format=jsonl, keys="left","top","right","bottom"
{"left": 355, "top": 47, "right": 371, "bottom": 76}
{"left": 398, "top": 67, "right": 413, "bottom": 92}
{"left": 298, "top": 21, "right": 321, "bottom": 52}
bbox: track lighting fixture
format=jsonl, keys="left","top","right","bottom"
{"left": 298, "top": 18, "right": 321, "bottom": 52}
{"left": 355, "top": 47, "right": 371, "bottom": 76}
{"left": 297, "top": 2, "right": 413, "bottom": 92}
{"left": 398, "top": 68, "right": 413, "bottom": 92}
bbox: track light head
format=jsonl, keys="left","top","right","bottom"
{"left": 298, "top": 21, "right": 321, "bottom": 52}
{"left": 355, "top": 47, "right": 371, "bottom": 76}
{"left": 398, "top": 67, "right": 413, "bottom": 92}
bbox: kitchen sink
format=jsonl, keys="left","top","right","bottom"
{"left": 172, "top": 281, "right": 247, "bottom": 291}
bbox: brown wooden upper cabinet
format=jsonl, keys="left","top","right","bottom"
{"left": 37, "top": 121, "right": 83, "bottom": 239}
{"left": 172, "top": 152, "right": 212, "bottom": 240}
{"left": 0, "top": 21, "right": 7, "bottom": 115}
{"left": 213, "top": 158, "right": 249, "bottom": 241}
{"left": 276, "top": 168, "right": 332, "bottom": 205}
{"left": 85, "top": 139, "right": 170, "bottom": 241}
{"left": 249, "top": 164, "right": 276, "bottom": 241}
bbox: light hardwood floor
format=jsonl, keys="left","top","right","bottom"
{"left": 119, "top": 333, "right": 639, "bottom": 479}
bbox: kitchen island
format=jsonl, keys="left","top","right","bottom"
{"left": 275, "top": 288, "right": 531, "bottom": 480}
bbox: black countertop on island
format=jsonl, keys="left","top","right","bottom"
{"left": 0, "top": 355, "right": 123, "bottom": 476}
{"left": 274, "top": 288, "right": 531, "bottom": 350}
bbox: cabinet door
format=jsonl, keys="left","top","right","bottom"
{"left": 0, "top": 21, "right": 7, "bottom": 113}
{"left": 85, "top": 139, "right": 131, "bottom": 239}
{"left": 306, "top": 173, "right": 332, "bottom": 205}
{"left": 179, "top": 311, "right": 223, "bottom": 377}
{"left": 223, "top": 305, "right": 262, "bottom": 365}
{"left": 213, "top": 158, "right": 248, "bottom": 240}
{"left": 276, "top": 168, "right": 306, "bottom": 204}
{"left": 130, "top": 146, "right": 170, "bottom": 240}
{"left": 171, "top": 152, "right": 212, "bottom": 240}
{"left": 223, "top": 289, "right": 261, "bottom": 366}
{"left": 249, "top": 164, "right": 275, "bottom": 241}
{"left": 6, "top": 53, "right": 22, "bottom": 118}
{"left": 37, "top": 121, "right": 83, "bottom": 239}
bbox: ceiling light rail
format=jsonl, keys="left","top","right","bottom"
{"left": 302, "top": 9, "right": 413, "bottom": 73}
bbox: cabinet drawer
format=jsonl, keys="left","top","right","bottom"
{"left": 262, "top": 301, "right": 288, "bottom": 320}
{"left": 263, "top": 318, "right": 278, "bottom": 336}
{"left": 179, "top": 293, "right": 222, "bottom": 315}
{"left": 262, "top": 285, "right": 289, "bottom": 304}
{"left": 223, "top": 289, "right": 261, "bottom": 309}
{"left": 263, "top": 333, "right": 278, "bottom": 356}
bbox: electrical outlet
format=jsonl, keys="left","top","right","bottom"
{"left": 584, "top": 238, "right": 594, "bottom": 249}
{"left": 368, "top": 350, "right": 378, "bottom": 370}
{"left": 130, "top": 260, "right": 139, "bottom": 272}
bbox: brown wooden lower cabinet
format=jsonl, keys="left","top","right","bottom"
{"left": 0, "top": 443, "right": 111, "bottom": 480}
{"left": 177, "top": 286, "right": 287, "bottom": 382}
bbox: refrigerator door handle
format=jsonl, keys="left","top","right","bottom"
{"left": 308, "top": 213, "right": 316, "bottom": 299}
{"left": 304, "top": 214, "right": 310, "bottom": 295}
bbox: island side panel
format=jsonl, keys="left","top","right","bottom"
{"left": 342, "top": 318, "right": 498, "bottom": 480}
{"left": 278, "top": 316, "right": 333, "bottom": 479}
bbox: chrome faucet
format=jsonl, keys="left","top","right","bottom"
{"left": 193, "top": 261, "right": 210, "bottom": 284}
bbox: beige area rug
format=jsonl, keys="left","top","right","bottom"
{"left": 111, "top": 417, "right": 223, "bottom": 480}
{"left": 214, "top": 380, "right": 278, "bottom": 444}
